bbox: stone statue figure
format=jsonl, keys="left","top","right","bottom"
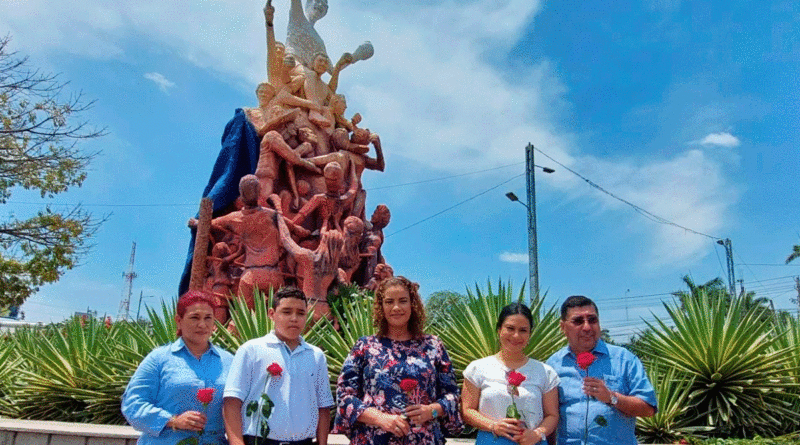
{"left": 337, "top": 215, "right": 366, "bottom": 283}
{"left": 181, "top": 2, "right": 390, "bottom": 327}
{"left": 293, "top": 160, "right": 359, "bottom": 232}
{"left": 286, "top": 0, "right": 329, "bottom": 69}
{"left": 205, "top": 241, "right": 244, "bottom": 323}
{"left": 276, "top": 208, "right": 343, "bottom": 325}
{"left": 365, "top": 263, "right": 393, "bottom": 292}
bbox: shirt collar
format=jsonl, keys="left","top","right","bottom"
{"left": 170, "top": 337, "right": 221, "bottom": 357}
{"left": 264, "top": 331, "right": 310, "bottom": 353}
{"left": 564, "top": 339, "right": 609, "bottom": 358}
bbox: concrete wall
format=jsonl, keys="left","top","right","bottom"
{"left": 0, "top": 419, "right": 138, "bottom": 445}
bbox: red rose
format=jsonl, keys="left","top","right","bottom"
{"left": 507, "top": 371, "right": 526, "bottom": 387}
{"left": 399, "top": 378, "right": 418, "bottom": 393}
{"left": 267, "top": 362, "right": 283, "bottom": 377}
{"left": 197, "top": 388, "right": 214, "bottom": 405}
{"left": 576, "top": 352, "right": 596, "bottom": 370}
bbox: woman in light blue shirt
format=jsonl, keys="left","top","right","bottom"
{"left": 122, "top": 290, "right": 233, "bottom": 444}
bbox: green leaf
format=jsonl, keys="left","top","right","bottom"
{"left": 246, "top": 401, "right": 258, "bottom": 417}
{"left": 506, "top": 403, "right": 520, "bottom": 419}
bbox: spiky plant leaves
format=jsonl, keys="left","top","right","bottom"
{"left": 145, "top": 298, "right": 179, "bottom": 346}
{"left": 768, "top": 313, "right": 800, "bottom": 434}
{"left": 635, "top": 362, "right": 711, "bottom": 443}
{"left": 305, "top": 290, "right": 374, "bottom": 392}
{"left": 430, "top": 279, "right": 565, "bottom": 381}
{"left": 0, "top": 332, "right": 22, "bottom": 417}
{"left": 637, "top": 290, "right": 800, "bottom": 436}
{"left": 213, "top": 289, "right": 275, "bottom": 352}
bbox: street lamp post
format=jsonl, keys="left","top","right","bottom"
{"left": 506, "top": 143, "right": 554, "bottom": 299}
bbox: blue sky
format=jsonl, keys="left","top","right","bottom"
{"left": 2, "top": 0, "right": 798, "bottom": 339}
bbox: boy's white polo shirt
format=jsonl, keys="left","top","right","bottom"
{"left": 224, "top": 331, "right": 334, "bottom": 440}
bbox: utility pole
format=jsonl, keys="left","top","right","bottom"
{"left": 716, "top": 238, "right": 735, "bottom": 297}
{"left": 525, "top": 143, "right": 540, "bottom": 299}
{"left": 118, "top": 242, "right": 137, "bottom": 321}
{"left": 505, "top": 144, "right": 554, "bottom": 300}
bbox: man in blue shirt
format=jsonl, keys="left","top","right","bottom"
{"left": 223, "top": 286, "right": 334, "bottom": 445}
{"left": 546, "top": 296, "right": 656, "bottom": 445}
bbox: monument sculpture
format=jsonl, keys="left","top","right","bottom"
{"left": 179, "top": 0, "right": 387, "bottom": 325}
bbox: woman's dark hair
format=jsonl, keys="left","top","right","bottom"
{"left": 496, "top": 302, "right": 533, "bottom": 331}
{"left": 176, "top": 290, "right": 217, "bottom": 337}
{"left": 373, "top": 276, "right": 426, "bottom": 338}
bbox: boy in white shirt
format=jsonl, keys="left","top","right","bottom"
{"left": 223, "top": 287, "right": 334, "bottom": 445}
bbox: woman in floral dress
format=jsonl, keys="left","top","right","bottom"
{"left": 335, "top": 276, "right": 462, "bottom": 445}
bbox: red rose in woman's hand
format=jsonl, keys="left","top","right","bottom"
{"left": 507, "top": 371, "right": 526, "bottom": 387}
{"left": 267, "top": 362, "right": 283, "bottom": 377}
{"left": 400, "top": 378, "right": 418, "bottom": 392}
{"left": 197, "top": 388, "right": 214, "bottom": 405}
{"left": 576, "top": 352, "right": 596, "bottom": 370}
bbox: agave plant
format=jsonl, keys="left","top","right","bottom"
{"left": 769, "top": 313, "right": 800, "bottom": 434}
{"left": 9, "top": 316, "right": 120, "bottom": 422}
{"left": 213, "top": 289, "right": 275, "bottom": 353}
{"left": 637, "top": 290, "right": 800, "bottom": 436}
{"left": 430, "top": 279, "right": 565, "bottom": 380}
{"left": 305, "top": 289, "right": 375, "bottom": 392}
{"left": 636, "top": 362, "right": 710, "bottom": 443}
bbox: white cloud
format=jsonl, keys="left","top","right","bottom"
{"left": 551, "top": 149, "right": 738, "bottom": 269}
{"left": 0, "top": 0, "right": 740, "bottom": 272}
{"left": 500, "top": 252, "right": 529, "bottom": 264}
{"left": 698, "top": 132, "right": 741, "bottom": 147}
{"left": 143, "top": 72, "right": 175, "bottom": 92}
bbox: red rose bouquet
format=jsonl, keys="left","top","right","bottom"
{"left": 506, "top": 371, "right": 526, "bottom": 420}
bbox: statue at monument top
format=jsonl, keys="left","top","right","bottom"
{"left": 286, "top": 0, "right": 330, "bottom": 69}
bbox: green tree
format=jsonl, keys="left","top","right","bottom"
{"left": 0, "top": 35, "right": 104, "bottom": 308}
{"left": 424, "top": 290, "right": 466, "bottom": 330}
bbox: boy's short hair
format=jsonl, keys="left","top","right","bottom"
{"left": 272, "top": 286, "right": 307, "bottom": 309}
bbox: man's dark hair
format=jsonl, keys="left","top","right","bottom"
{"left": 272, "top": 286, "right": 307, "bottom": 309}
{"left": 560, "top": 295, "right": 599, "bottom": 320}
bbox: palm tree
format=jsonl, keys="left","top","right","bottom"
{"left": 786, "top": 244, "right": 800, "bottom": 264}
{"left": 672, "top": 275, "right": 728, "bottom": 310}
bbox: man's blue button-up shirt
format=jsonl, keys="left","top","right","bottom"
{"left": 122, "top": 338, "right": 233, "bottom": 445}
{"left": 546, "top": 340, "right": 657, "bottom": 445}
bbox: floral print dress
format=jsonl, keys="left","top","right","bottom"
{"left": 335, "top": 335, "right": 463, "bottom": 445}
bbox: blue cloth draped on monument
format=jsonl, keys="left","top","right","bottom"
{"left": 178, "top": 108, "right": 260, "bottom": 296}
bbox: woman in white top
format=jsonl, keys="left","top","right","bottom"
{"left": 462, "top": 303, "right": 559, "bottom": 445}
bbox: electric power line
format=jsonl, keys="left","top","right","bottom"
{"left": 533, "top": 147, "right": 720, "bottom": 240}
{"left": 386, "top": 173, "right": 525, "bottom": 237}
